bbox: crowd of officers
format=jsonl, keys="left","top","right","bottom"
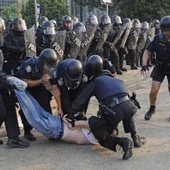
{"left": 0, "top": 13, "right": 167, "bottom": 159}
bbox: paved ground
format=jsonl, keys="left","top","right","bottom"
{"left": 1, "top": 68, "right": 170, "bottom": 170}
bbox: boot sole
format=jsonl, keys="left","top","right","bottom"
{"left": 122, "top": 141, "right": 133, "bottom": 160}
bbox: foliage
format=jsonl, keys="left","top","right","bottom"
{"left": 0, "top": 4, "right": 21, "bottom": 20}
{"left": 22, "top": 0, "right": 69, "bottom": 28}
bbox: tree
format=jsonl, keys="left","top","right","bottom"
{"left": 22, "top": 0, "right": 69, "bottom": 28}
{"left": 0, "top": 4, "right": 21, "bottom": 20}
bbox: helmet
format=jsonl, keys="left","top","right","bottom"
{"left": 39, "top": 48, "right": 58, "bottom": 67}
{"left": 141, "top": 21, "right": 149, "bottom": 30}
{"left": 112, "top": 15, "right": 122, "bottom": 25}
{"left": 86, "top": 15, "right": 98, "bottom": 26}
{"left": 132, "top": 19, "right": 141, "bottom": 28}
{"left": 51, "top": 19, "right": 57, "bottom": 27}
{"left": 0, "top": 17, "right": 5, "bottom": 33}
{"left": 73, "top": 22, "right": 86, "bottom": 33}
{"left": 64, "top": 59, "right": 83, "bottom": 89}
{"left": 62, "top": 15, "right": 72, "bottom": 30}
{"left": 100, "top": 15, "right": 111, "bottom": 25}
{"left": 62, "top": 15, "right": 72, "bottom": 23}
{"left": 153, "top": 19, "right": 160, "bottom": 25}
{"left": 123, "top": 18, "right": 131, "bottom": 24}
{"left": 43, "top": 21, "right": 55, "bottom": 35}
{"left": 39, "top": 16, "right": 48, "bottom": 27}
{"left": 160, "top": 16, "right": 170, "bottom": 31}
{"left": 73, "top": 17, "right": 79, "bottom": 26}
{"left": 86, "top": 55, "right": 103, "bottom": 76}
{"left": 123, "top": 18, "right": 132, "bottom": 28}
{"left": 12, "top": 17, "right": 27, "bottom": 32}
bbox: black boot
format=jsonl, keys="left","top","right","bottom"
{"left": 119, "top": 137, "right": 133, "bottom": 160}
{"left": 131, "top": 135, "right": 147, "bottom": 147}
{"left": 24, "top": 132, "right": 36, "bottom": 141}
{"left": 144, "top": 106, "right": 156, "bottom": 121}
{"left": 7, "top": 137, "right": 29, "bottom": 148}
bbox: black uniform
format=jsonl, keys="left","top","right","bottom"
{"left": 68, "top": 71, "right": 138, "bottom": 151}
{"left": 148, "top": 33, "right": 170, "bottom": 84}
{"left": 16, "top": 57, "right": 52, "bottom": 134}
{"left": 2, "top": 30, "right": 26, "bottom": 74}
{"left": 50, "top": 59, "right": 88, "bottom": 115}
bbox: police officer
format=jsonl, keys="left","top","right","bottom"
{"left": 127, "top": 19, "right": 141, "bottom": 69}
{"left": 36, "top": 20, "right": 56, "bottom": 55}
{"left": 0, "top": 67, "right": 29, "bottom": 147}
{"left": 50, "top": 58, "right": 88, "bottom": 119}
{"left": 16, "top": 48, "right": 62, "bottom": 140}
{"left": 141, "top": 16, "right": 170, "bottom": 120}
{"left": 36, "top": 16, "right": 48, "bottom": 37}
{"left": 67, "top": 55, "right": 145, "bottom": 160}
{"left": 57, "top": 16, "right": 73, "bottom": 59}
{"left": 2, "top": 17, "right": 27, "bottom": 75}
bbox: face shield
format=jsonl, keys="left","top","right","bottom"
{"left": 142, "top": 22, "right": 149, "bottom": 30}
{"left": 102, "top": 16, "right": 111, "bottom": 25}
{"left": 90, "top": 15, "right": 98, "bottom": 25}
{"left": 13, "top": 19, "right": 27, "bottom": 32}
{"left": 64, "top": 70, "right": 82, "bottom": 90}
{"left": 113, "top": 16, "right": 122, "bottom": 24}
{"left": 43, "top": 63, "right": 56, "bottom": 76}
{"left": 43, "top": 26, "right": 55, "bottom": 35}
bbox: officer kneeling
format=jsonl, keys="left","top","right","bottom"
{"left": 67, "top": 55, "right": 146, "bottom": 160}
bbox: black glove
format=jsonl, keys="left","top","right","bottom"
{"left": 141, "top": 65, "right": 149, "bottom": 72}
{"left": 66, "top": 113, "right": 75, "bottom": 127}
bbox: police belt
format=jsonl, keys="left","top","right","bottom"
{"left": 102, "top": 94, "right": 129, "bottom": 108}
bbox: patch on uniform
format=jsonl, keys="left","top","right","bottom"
{"left": 82, "top": 74, "right": 88, "bottom": 83}
{"left": 57, "top": 78, "right": 64, "bottom": 86}
{"left": 25, "top": 65, "right": 32, "bottom": 73}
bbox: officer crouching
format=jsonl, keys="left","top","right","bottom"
{"left": 67, "top": 55, "right": 146, "bottom": 160}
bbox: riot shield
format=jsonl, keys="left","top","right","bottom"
{"left": 120, "top": 23, "right": 132, "bottom": 48}
{"left": 95, "top": 24, "right": 111, "bottom": 51}
{"left": 52, "top": 30, "right": 66, "bottom": 60}
{"left": 24, "top": 25, "right": 36, "bottom": 57}
{"left": 78, "top": 25, "right": 97, "bottom": 59}
{"left": 69, "top": 26, "right": 84, "bottom": 58}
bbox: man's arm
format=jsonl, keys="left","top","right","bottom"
{"left": 142, "top": 49, "right": 151, "bottom": 66}
{"left": 51, "top": 84, "right": 63, "bottom": 115}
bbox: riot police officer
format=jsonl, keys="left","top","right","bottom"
{"left": 2, "top": 17, "right": 27, "bottom": 75}
{"left": 57, "top": 16, "right": 73, "bottom": 59}
{"left": 16, "top": 48, "right": 62, "bottom": 140}
{"left": 50, "top": 58, "right": 88, "bottom": 118}
{"left": 141, "top": 16, "right": 170, "bottom": 120}
{"left": 36, "top": 16, "right": 48, "bottom": 37}
{"left": 36, "top": 20, "right": 56, "bottom": 55}
{"left": 67, "top": 55, "right": 145, "bottom": 160}
{"left": 127, "top": 19, "right": 141, "bottom": 69}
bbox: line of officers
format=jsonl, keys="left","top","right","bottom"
{"left": 0, "top": 14, "right": 148, "bottom": 155}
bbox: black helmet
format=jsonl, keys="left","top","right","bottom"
{"left": 160, "top": 16, "right": 170, "bottom": 31}
{"left": 39, "top": 16, "right": 48, "bottom": 27}
{"left": 64, "top": 59, "right": 83, "bottom": 89}
{"left": 43, "top": 21, "right": 55, "bottom": 35}
{"left": 0, "top": 17, "right": 5, "bottom": 33}
{"left": 12, "top": 17, "right": 27, "bottom": 32}
{"left": 86, "top": 55, "right": 103, "bottom": 76}
{"left": 39, "top": 48, "right": 58, "bottom": 67}
{"left": 100, "top": 15, "right": 111, "bottom": 25}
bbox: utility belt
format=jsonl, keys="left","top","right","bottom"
{"left": 102, "top": 93, "right": 129, "bottom": 108}
{"left": 98, "top": 94, "right": 129, "bottom": 118}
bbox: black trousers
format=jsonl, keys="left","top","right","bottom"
{"left": 89, "top": 100, "right": 137, "bottom": 151}
{"left": 127, "top": 49, "right": 136, "bottom": 67}
{"left": 19, "top": 85, "right": 52, "bottom": 134}
{"left": 0, "top": 89, "right": 20, "bottom": 139}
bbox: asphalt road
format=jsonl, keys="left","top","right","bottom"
{"left": 1, "top": 69, "right": 170, "bottom": 170}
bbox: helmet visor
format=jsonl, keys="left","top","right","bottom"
{"left": 43, "top": 26, "right": 55, "bottom": 35}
